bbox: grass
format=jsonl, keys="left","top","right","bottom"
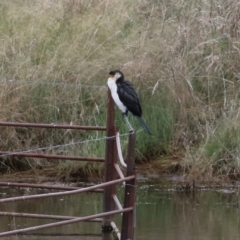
{"left": 0, "top": 0, "right": 240, "bottom": 181}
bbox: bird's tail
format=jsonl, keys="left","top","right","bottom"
{"left": 137, "top": 117, "right": 152, "bottom": 135}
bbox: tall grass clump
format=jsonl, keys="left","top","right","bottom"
{"left": 0, "top": 0, "right": 240, "bottom": 180}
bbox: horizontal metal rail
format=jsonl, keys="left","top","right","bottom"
{"left": 0, "top": 90, "right": 136, "bottom": 240}
{"left": 0, "top": 182, "right": 103, "bottom": 192}
{"left": 0, "top": 122, "right": 106, "bottom": 131}
{"left": 0, "top": 211, "right": 102, "bottom": 222}
{"left": 16, "top": 233, "right": 102, "bottom": 237}
{"left": 0, "top": 175, "right": 135, "bottom": 203}
{"left": 0, "top": 207, "right": 133, "bottom": 237}
{"left": 0, "top": 151, "right": 105, "bottom": 162}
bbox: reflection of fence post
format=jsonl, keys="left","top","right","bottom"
{"left": 102, "top": 89, "right": 117, "bottom": 239}
{"left": 121, "top": 131, "right": 136, "bottom": 240}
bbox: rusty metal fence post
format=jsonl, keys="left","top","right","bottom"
{"left": 0, "top": 87, "right": 137, "bottom": 239}
{"left": 102, "top": 89, "right": 118, "bottom": 239}
{"left": 121, "top": 131, "right": 136, "bottom": 240}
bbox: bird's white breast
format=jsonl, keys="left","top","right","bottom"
{"left": 107, "top": 78, "right": 127, "bottom": 113}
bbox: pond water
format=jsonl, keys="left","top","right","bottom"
{"left": 0, "top": 177, "right": 240, "bottom": 240}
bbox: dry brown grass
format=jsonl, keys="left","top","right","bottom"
{"left": 0, "top": 0, "right": 240, "bottom": 180}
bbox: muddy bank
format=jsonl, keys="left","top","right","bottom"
{"left": 1, "top": 158, "right": 239, "bottom": 187}
{"left": 0, "top": 160, "right": 180, "bottom": 183}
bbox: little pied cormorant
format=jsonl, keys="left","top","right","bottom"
{"left": 107, "top": 70, "right": 152, "bottom": 135}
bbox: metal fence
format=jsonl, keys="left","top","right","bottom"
{"left": 0, "top": 89, "right": 136, "bottom": 240}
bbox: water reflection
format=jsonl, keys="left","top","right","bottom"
{"left": 0, "top": 186, "right": 103, "bottom": 239}
{"left": 136, "top": 180, "right": 240, "bottom": 240}
{"left": 0, "top": 180, "right": 240, "bottom": 240}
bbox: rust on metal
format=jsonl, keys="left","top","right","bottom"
{"left": 121, "top": 131, "right": 136, "bottom": 240}
{"left": 0, "top": 211, "right": 102, "bottom": 222}
{"left": 0, "top": 88, "right": 137, "bottom": 240}
{"left": 0, "top": 207, "right": 133, "bottom": 237}
{"left": 0, "top": 182, "right": 103, "bottom": 192}
{"left": 0, "top": 121, "right": 106, "bottom": 131}
{"left": 0, "top": 151, "right": 105, "bottom": 162}
{"left": 0, "top": 175, "right": 134, "bottom": 203}
{"left": 102, "top": 89, "right": 118, "bottom": 237}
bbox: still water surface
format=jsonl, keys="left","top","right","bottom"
{"left": 0, "top": 177, "right": 240, "bottom": 240}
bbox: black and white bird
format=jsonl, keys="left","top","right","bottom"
{"left": 107, "top": 70, "right": 152, "bottom": 135}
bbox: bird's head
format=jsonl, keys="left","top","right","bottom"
{"left": 109, "top": 70, "right": 124, "bottom": 82}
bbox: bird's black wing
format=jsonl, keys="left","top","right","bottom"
{"left": 116, "top": 80, "right": 142, "bottom": 117}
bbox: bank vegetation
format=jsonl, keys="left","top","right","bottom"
{"left": 0, "top": 0, "right": 240, "bottom": 181}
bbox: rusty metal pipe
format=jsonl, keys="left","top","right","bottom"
{"left": 0, "top": 211, "right": 102, "bottom": 222}
{"left": 0, "top": 175, "right": 135, "bottom": 203}
{"left": 0, "top": 182, "right": 103, "bottom": 192}
{"left": 0, "top": 207, "right": 133, "bottom": 237}
{"left": 0, "top": 122, "right": 106, "bottom": 131}
{"left": 103, "top": 89, "right": 118, "bottom": 233}
{"left": 121, "top": 132, "right": 136, "bottom": 240}
{"left": 0, "top": 151, "right": 105, "bottom": 162}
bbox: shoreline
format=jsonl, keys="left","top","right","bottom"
{"left": 0, "top": 160, "right": 238, "bottom": 187}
